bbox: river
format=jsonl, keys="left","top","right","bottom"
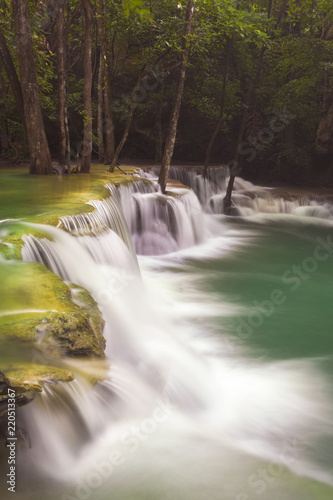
{"left": 1, "top": 166, "right": 333, "bottom": 500}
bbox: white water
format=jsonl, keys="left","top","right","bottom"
{"left": 143, "top": 166, "right": 333, "bottom": 221}
{"left": 14, "top": 172, "right": 333, "bottom": 499}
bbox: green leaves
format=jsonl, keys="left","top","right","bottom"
{"left": 122, "top": 0, "right": 152, "bottom": 22}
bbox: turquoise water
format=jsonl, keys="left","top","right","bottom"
{"left": 189, "top": 217, "right": 333, "bottom": 362}
{"left": 1, "top": 172, "right": 333, "bottom": 500}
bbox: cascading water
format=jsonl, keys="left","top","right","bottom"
{"left": 7, "top": 171, "right": 333, "bottom": 500}
{"left": 143, "top": 166, "right": 333, "bottom": 221}
{"left": 143, "top": 165, "right": 230, "bottom": 205}
{"left": 108, "top": 181, "right": 206, "bottom": 255}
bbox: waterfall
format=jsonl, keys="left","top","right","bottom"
{"left": 12, "top": 172, "right": 333, "bottom": 499}
{"left": 55, "top": 178, "right": 206, "bottom": 256}
{"left": 143, "top": 165, "right": 230, "bottom": 205}
{"left": 58, "top": 186, "right": 136, "bottom": 257}
{"left": 111, "top": 182, "right": 206, "bottom": 255}
{"left": 143, "top": 166, "right": 333, "bottom": 221}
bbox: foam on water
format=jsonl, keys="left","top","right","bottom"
{"left": 10, "top": 172, "right": 333, "bottom": 499}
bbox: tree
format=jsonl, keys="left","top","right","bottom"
{"left": 56, "top": 1, "right": 70, "bottom": 169}
{"left": 108, "top": 64, "right": 147, "bottom": 172}
{"left": 97, "top": 0, "right": 114, "bottom": 163}
{"left": 80, "top": 0, "right": 93, "bottom": 173}
{"left": 224, "top": 0, "right": 273, "bottom": 213}
{"left": 0, "top": 28, "right": 25, "bottom": 133}
{"left": 11, "top": 0, "right": 52, "bottom": 174}
{"left": 158, "top": 0, "right": 195, "bottom": 193}
{"left": 203, "top": 40, "right": 231, "bottom": 178}
{"left": 316, "top": 72, "right": 333, "bottom": 162}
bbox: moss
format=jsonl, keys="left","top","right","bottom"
{"left": 0, "top": 225, "right": 52, "bottom": 261}
{"left": 1, "top": 365, "right": 75, "bottom": 394}
{"left": 0, "top": 166, "right": 148, "bottom": 262}
{"left": 0, "top": 366, "right": 75, "bottom": 424}
{"left": 0, "top": 261, "right": 105, "bottom": 358}
{"left": 68, "top": 283, "right": 105, "bottom": 347}
{"left": 0, "top": 164, "right": 141, "bottom": 227}
{"left": 40, "top": 310, "right": 105, "bottom": 358}
{"left": 0, "top": 164, "right": 145, "bottom": 415}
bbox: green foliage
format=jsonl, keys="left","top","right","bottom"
{"left": 0, "top": 0, "right": 332, "bottom": 184}
{"left": 122, "top": 0, "right": 152, "bottom": 21}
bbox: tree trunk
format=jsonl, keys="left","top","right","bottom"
{"left": 11, "top": 0, "right": 52, "bottom": 174}
{"left": 223, "top": 45, "right": 266, "bottom": 213}
{"left": 158, "top": 0, "right": 195, "bottom": 193}
{"left": 108, "top": 67, "right": 146, "bottom": 172}
{"left": 103, "top": 36, "right": 115, "bottom": 160}
{"left": 97, "top": 54, "right": 105, "bottom": 160}
{"left": 81, "top": 0, "right": 93, "bottom": 173}
{"left": 0, "top": 29, "right": 26, "bottom": 133}
{"left": 64, "top": 85, "right": 71, "bottom": 167}
{"left": 97, "top": 0, "right": 114, "bottom": 162}
{"left": 223, "top": 0, "right": 273, "bottom": 212}
{"left": 203, "top": 40, "right": 231, "bottom": 178}
{"left": 155, "top": 63, "right": 164, "bottom": 163}
{"left": 316, "top": 73, "right": 333, "bottom": 161}
{"left": 56, "top": 3, "right": 68, "bottom": 167}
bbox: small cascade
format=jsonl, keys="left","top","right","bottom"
{"left": 22, "top": 227, "right": 137, "bottom": 274}
{"left": 58, "top": 187, "right": 136, "bottom": 256}
{"left": 116, "top": 184, "right": 206, "bottom": 255}
{"left": 22, "top": 233, "right": 74, "bottom": 281}
{"left": 19, "top": 378, "right": 119, "bottom": 478}
{"left": 145, "top": 165, "right": 230, "bottom": 205}
{"left": 206, "top": 192, "right": 333, "bottom": 218}
{"left": 145, "top": 165, "right": 333, "bottom": 220}
{"left": 10, "top": 172, "right": 333, "bottom": 498}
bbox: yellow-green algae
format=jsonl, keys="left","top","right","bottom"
{"left": 0, "top": 164, "right": 152, "bottom": 259}
{"left": 1, "top": 365, "right": 75, "bottom": 394}
{"left": 0, "top": 261, "right": 105, "bottom": 357}
{"left": 0, "top": 165, "right": 148, "bottom": 418}
{"left": 0, "top": 164, "right": 145, "bottom": 226}
{"left": 0, "top": 259, "right": 106, "bottom": 416}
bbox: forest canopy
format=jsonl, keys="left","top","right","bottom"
{"left": 0, "top": 0, "right": 333, "bottom": 186}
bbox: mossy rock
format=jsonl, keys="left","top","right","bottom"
{"left": 0, "top": 366, "right": 75, "bottom": 422}
{"left": 1, "top": 365, "right": 74, "bottom": 394}
{"left": 39, "top": 310, "right": 105, "bottom": 358}
{"left": 0, "top": 261, "right": 105, "bottom": 358}
{"left": 0, "top": 224, "right": 51, "bottom": 261}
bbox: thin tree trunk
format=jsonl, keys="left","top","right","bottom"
{"left": 97, "top": 54, "right": 105, "bottom": 160}
{"left": 316, "top": 72, "right": 333, "bottom": 159}
{"left": 223, "top": 0, "right": 273, "bottom": 212}
{"left": 81, "top": 0, "right": 93, "bottom": 173}
{"left": 108, "top": 104, "right": 135, "bottom": 172}
{"left": 0, "top": 29, "right": 26, "bottom": 133}
{"left": 158, "top": 0, "right": 195, "bottom": 193}
{"left": 64, "top": 87, "right": 71, "bottom": 167}
{"left": 11, "top": 0, "right": 52, "bottom": 174}
{"left": 103, "top": 36, "right": 115, "bottom": 160}
{"left": 203, "top": 40, "right": 231, "bottom": 178}
{"left": 97, "top": 0, "right": 114, "bottom": 162}
{"left": 223, "top": 45, "right": 266, "bottom": 213}
{"left": 155, "top": 63, "right": 164, "bottom": 163}
{"left": 108, "top": 67, "right": 146, "bottom": 172}
{"left": 56, "top": 3, "right": 67, "bottom": 167}
{"left": 0, "top": 124, "right": 19, "bottom": 161}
